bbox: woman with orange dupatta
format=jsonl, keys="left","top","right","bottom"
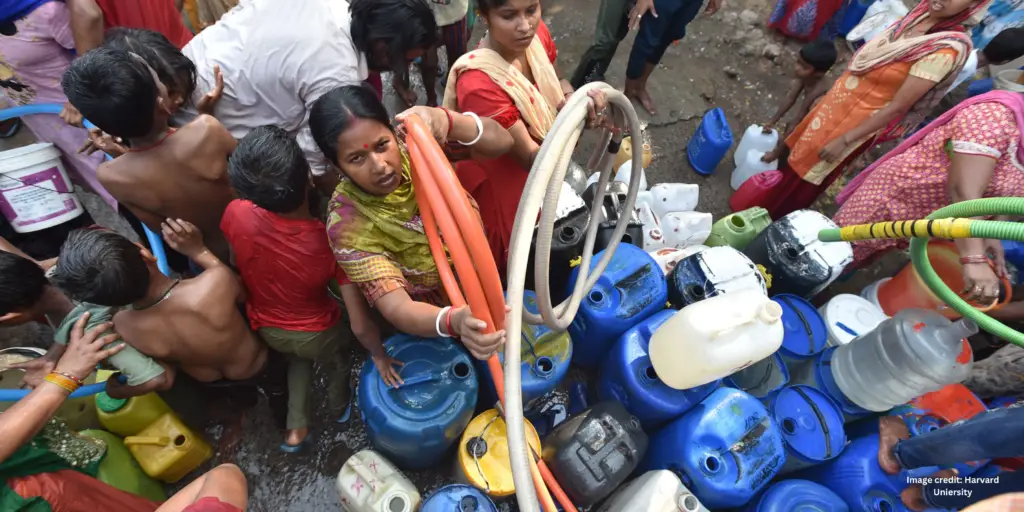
{"left": 443, "top": 0, "right": 608, "bottom": 280}
{"left": 752, "top": 0, "right": 990, "bottom": 221}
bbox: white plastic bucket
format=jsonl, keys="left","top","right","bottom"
{"left": 0, "top": 143, "right": 84, "bottom": 233}
{"left": 818, "top": 294, "right": 888, "bottom": 346}
{"left": 859, "top": 278, "right": 891, "bottom": 316}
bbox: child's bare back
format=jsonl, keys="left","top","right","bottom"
{"left": 113, "top": 266, "right": 267, "bottom": 382}
{"left": 98, "top": 115, "right": 236, "bottom": 263}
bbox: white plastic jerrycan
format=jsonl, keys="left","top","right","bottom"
{"left": 731, "top": 150, "right": 778, "bottom": 191}
{"left": 646, "top": 183, "right": 699, "bottom": 219}
{"left": 649, "top": 246, "right": 709, "bottom": 276}
{"left": 337, "top": 450, "right": 421, "bottom": 512}
{"left": 660, "top": 211, "right": 712, "bottom": 249}
{"left": 638, "top": 202, "right": 667, "bottom": 251}
{"left": 614, "top": 161, "right": 648, "bottom": 192}
{"left": 733, "top": 125, "right": 779, "bottom": 167}
{"left": 598, "top": 470, "right": 708, "bottom": 512}
{"left": 649, "top": 288, "right": 785, "bottom": 390}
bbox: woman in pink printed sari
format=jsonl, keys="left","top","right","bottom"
{"left": 834, "top": 82, "right": 1024, "bottom": 303}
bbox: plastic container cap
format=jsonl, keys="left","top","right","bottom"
{"left": 819, "top": 294, "right": 887, "bottom": 346}
{"left": 770, "top": 385, "right": 846, "bottom": 464}
{"left": 95, "top": 392, "right": 127, "bottom": 413}
{"left": 773, "top": 294, "right": 828, "bottom": 360}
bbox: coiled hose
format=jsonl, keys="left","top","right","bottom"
{"left": 818, "top": 197, "right": 1024, "bottom": 347}
{"left": 505, "top": 82, "right": 644, "bottom": 512}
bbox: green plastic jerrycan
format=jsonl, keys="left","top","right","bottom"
{"left": 706, "top": 207, "right": 772, "bottom": 250}
{"left": 79, "top": 429, "right": 167, "bottom": 502}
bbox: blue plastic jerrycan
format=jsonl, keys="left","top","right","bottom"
{"left": 687, "top": 107, "right": 733, "bottom": 176}
{"left": 787, "top": 347, "right": 872, "bottom": 423}
{"left": 767, "top": 385, "right": 847, "bottom": 474}
{"left": 774, "top": 294, "right": 829, "bottom": 364}
{"left": 744, "top": 480, "right": 850, "bottom": 512}
{"left": 793, "top": 435, "right": 917, "bottom": 512}
{"left": 639, "top": 387, "right": 786, "bottom": 509}
{"left": 725, "top": 353, "right": 789, "bottom": 400}
{"left": 667, "top": 245, "right": 767, "bottom": 308}
{"left": 598, "top": 309, "right": 720, "bottom": 431}
{"left": 421, "top": 484, "right": 498, "bottom": 512}
{"left": 479, "top": 291, "right": 573, "bottom": 409}
{"left": 565, "top": 243, "right": 668, "bottom": 368}
{"left": 357, "top": 334, "right": 478, "bottom": 470}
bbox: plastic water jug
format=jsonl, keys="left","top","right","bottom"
{"left": 687, "top": 108, "right": 733, "bottom": 175}
{"left": 774, "top": 294, "right": 829, "bottom": 363}
{"left": 421, "top": 485, "right": 497, "bottom": 512}
{"left": 724, "top": 353, "right": 789, "bottom": 400}
{"left": 640, "top": 183, "right": 700, "bottom": 219}
{"left": 336, "top": 450, "right": 421, "bottom": 512}
{"left": 565, "top": 243, "right": 668, "bottom": 368}
{"left": 640, "top": 387, "right": 786, "bottom": 509}
{"left": 731, "top": 170, "right": 782, "bottom": 213}
{"left": 668, "top": 246, "right": 767, "bottom": 308}
{"left": 830, "top": 308, "right": 977, "bottom": 412}
{"left": 651, "top": 288, "right": 783, "bottom": 389}
{"left": 124, "top": 412, "right": 213, "bottom": 483}
{"left": 598, "top": 310, "right": 721, "bottom": 430}
{"left": 838, "top": 0, "right": 875, "bottom": 35}
{"left": 358, "top": 334, "right": 478, "bottom": 469}
{"left": 731, "top": 150, "right": 778, "bottom": 191}
{"left": 744, "top": 480, "right": 849, "bottom": 512}
{"left": 0, "top": 347, "right": 100, "bottom": 431}
{"left": 768, "top": 385, "right": 847, "bottom": 474}
{"left": 705, "top": 207, "right": 772, "bottom": 250}
{"left": 79, "top": 429, "right": 167, "bottom": 502}
{"left": 660, "top": 211, "right": 712, "bottom": 249}
{"left": 733, "top": 125, "right": 779, "bottom": 167}
{"left": 456, "top": 409, "right": 541, "bottom": 498}
{"left": 543, "top": 401, "right": 648, "bottom": 507}
{"left": 614, "top": 161, "right": 648, "bottom": 192}
{"left": 637, "top": 202, "right": 667, "bottom": 251}
{"left": 818, "top": 294, "right": 887, "bottom": 347}
{"left": 480, "top": 291, "right": 571, "bottom": 409}
{"left": 95, "top": 389, "right": 173, "bottom": 438}
{"left": 525, "top": 203, "right": 589, "bottom": 301}
{"left": 787, "top": 348, "right": 872, "bottom": 422}
{"left": 597, "top": 470, "right": 707, "bottom": 512}
{"left": 581, "top": 181, "right": 645, "bottom": 253}
{"left": 649, "top": 246, "right": 708, "bottom": 276}
{"left": 859, "top": 278, "right": 889, "bottom": 314}
{"left": 613, "top": 136, "right": 653, "bottom": 171}
{"left": 794, "top": 436, "right": 912, "bottom": 512}
{"left": 744, "top": 210, "right": 853, "bottom": 299}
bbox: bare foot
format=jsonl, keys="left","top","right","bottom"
{"left": 284, "top": 427, "right": 309, "bottom": 447}
{"left": 901, "top": 469, "right": 956, "bottom": 512}
{"left": 393, "top": 84, "right": 417, "bottom": 107}
{"left": 878, "top": 415, "right": 910, "bottom": 475}
{"left": 625, "top": 80, "right": 657, "bottom": 116}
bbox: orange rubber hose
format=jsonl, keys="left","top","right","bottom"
{"left": 404, "top": 115, "right": 573, "bottom": 512}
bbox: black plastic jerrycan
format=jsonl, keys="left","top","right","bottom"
{"left": 542, "top": 401, "right": 648, "bottom": 507}
{"left": 581, "top": 181, "right": 644, "bottom": 254}
{"left": 525, "top": 204, "right": 590, "bottom": 301}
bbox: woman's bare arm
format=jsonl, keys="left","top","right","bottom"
{"left": 374, "top": 288, "right": 505, "bottom": 359}
{"left": 506, "top": 120, "right": 542, "bottom": 171}
{"left": 948, "top": 151, "right": 998, "bottom": 262}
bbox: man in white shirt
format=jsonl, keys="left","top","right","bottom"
{"left": 178, "top": 0, "right": 438, "bottom": 192}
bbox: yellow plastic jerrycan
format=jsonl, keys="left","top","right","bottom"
{"left": 455, "top": 409, "right": 541, "bottom": 498}
{"left": 79, "top": 429, "right": 167, "bottom": 502}
{"left": 613, "top": 136, "right": 654, "bottom": 171}
{"left": 124, "top": 413, "right": 212, "bottom": 483}
{"left": 94, "top": 370, "right": 172, "bottom": 438}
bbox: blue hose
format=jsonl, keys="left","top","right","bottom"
{"left": 0, "top": 381, "right": 107, "bottom": 401}
{"left": 0, "top": 103, "right": 171, "bottom": 276}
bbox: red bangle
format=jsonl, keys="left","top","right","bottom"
{"left": 441, "top": 107, "right": 455, "bottom": 140}
{"left": 53, "top": 371, "right": 83, "bottom": 385}
{"left": 445, "top": 307, "right": 455, "bottom": 338}
{"left": 960, "top": 255, "right": 989, "bottom": 265}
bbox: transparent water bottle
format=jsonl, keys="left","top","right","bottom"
{"left": 830, "top": 308, "right": 977, "bottom": 412}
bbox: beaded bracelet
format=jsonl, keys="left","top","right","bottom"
{"left": 960, "top": 255, "right": 989, "bottom": 265}
{"left": 44, "top": 373, "right": 79, "bottom": 394}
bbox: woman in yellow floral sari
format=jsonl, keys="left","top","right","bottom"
{"left": 753, "top": 0, "right": 990, "bottom": 220}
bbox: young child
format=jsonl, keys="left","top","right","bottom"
{"left": 51, "top": 228, "right": 270, "bottom": 387}
{"left": 223, "top": 126, "right": 399, "bottom": 451}
{"left": 0, "top": 241, "right": 172, "bottom": 399}
{"left": 761, "top": 40, "right": 838, "bottom": 163}
{"left": 61, "top": 46, "right": 234, "bottom": 265}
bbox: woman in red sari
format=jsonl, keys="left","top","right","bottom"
{"left": 443, "top": 0, "right": 606, "bottom": 279}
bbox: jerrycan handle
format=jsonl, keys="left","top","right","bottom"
{"left": 390, "top": 360, "right": 472, "bottom": 390}
{"left": 123, "top": 436, "right": 170, "bottom": 447}
{"left": 347, "top": 457, "right": 381, "bottom": 487}
{"left": 709, "top": 301, "right": 784, "bottom": 339}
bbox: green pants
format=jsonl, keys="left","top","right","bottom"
{"left": 570, "top": 0, "right": 633, "bottom": 89}
{"left": 258, "top": 321, "right": 352, "bottom": 429}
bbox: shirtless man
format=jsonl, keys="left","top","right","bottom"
{"left": 61, "top": 46, "right": 234, "bottom": 264}
{"left": 51, "top": 228, "right": 267, "bottom": 384}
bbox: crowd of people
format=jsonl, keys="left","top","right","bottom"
{"left": 1, "top": 0, "right": 1024, "bottom": 509}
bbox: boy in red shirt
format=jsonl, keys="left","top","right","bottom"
{"left": 222, "top": 126, "right": 399, "bottom": 452}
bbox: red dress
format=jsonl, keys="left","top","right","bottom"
{"left": 453, "top": 23, "right": 558, "bottom": 279}
{"left": 95, "top": 0, "right": 193, "bottom": 48}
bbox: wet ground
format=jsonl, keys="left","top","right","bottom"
{"left": 0, "top": 0, "right": 926, "bottom": 509}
